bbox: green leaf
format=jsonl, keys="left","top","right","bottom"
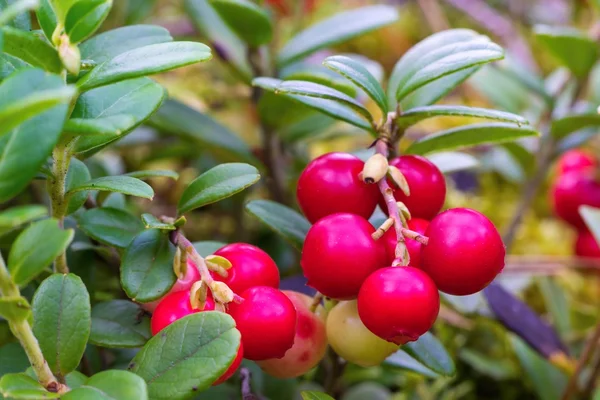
{"left": 77, "top": 207, "right": 145, "bottom": 248}
{"left": 141, "top": 214, "right": 175, "bottom": 231}
{"left": 0, "top": 296, "right": 30, "bottom": 321}
{"left": 66, "top": 175, "right": 154, "bottom": 199}
{"left": 0, "top": 373, "right": 60, "bottom": 399}
{"left": 535, "top": 26, "right": 599, "bottom": 79}
{"left": 406, "top": 122, "right": 539, "bottom": 155}
{"left": 32, "top": 273, "right": 91, "bottom": 377}
{"left": 458, "top": 349, "right": 516, "bottom": 380}
{"left": 0, "top": 205, "right": 47, "bottom": 236}
{"left": 0, "top": 0, "right": 39, "bottom": 27}
{"left": 1, "top": 26, "right": 62, "bottom": 73}
{"left": 551, "top": 113, "right": 600, "bottom": 139}
{"left": 277, "top": 5, "right": 399, "bottom": 66}
{"left": 245, "top": 199, "right": 310, "bottom": 251}
{"left": 36, "top": 0, "right": 56, "bottom": 41}
{"left": 301, "top": 391, "right": 335, "bottom": 400}
{"left": 62, "top": 370, "right": 148, "bottom": 400}
{"left": 90, "top": 300, "right": 151, "bottom": 348}
{"left": 279, "top": 62, "right": 357, "bottom": 97}
{"left": 77, "top": 41, "right": 212, "bottom": 91}
{"left": 121, "top": 229, "right": 177, "bottom": 302}
{"left": 403, "top": 332, "right": 455, "bottom": 376}
{"left": 8, "top": 219, "right": 73, "bottom": 286}
{"left": 0, "top": 53, "right": 30, "bottom": 81}
{"left": 193, "top": 241, "right": 226, "bottom": 256}
{"left": 49, "top": 0, "right": 77, "bottom": 22}
{"left": 426, "top": 151, "right": 479, "bottom": 174}
{"left": 0, "top": 343, "right": 29, "bottom": 378}
{"left": 65, "top": 158, "right": 91, "bottom": 215}
{"left": 384, "top": 349, "right": 439, "bottom": 378}
{"left": 149, "top": 98, "right": 257, "bottom": 164}
{"left": 498, "top": 142, "right": 535, "bottom": 180}
{"left": 130, "top": 312, "right": 241, "bottom": 399}
{"left": 126, "top": 169, "right": 179, "bottom": 180}
{"left": 323, "top": 55, "right": 387, "bottom": 114}
{"left": 396, "top": 105, "right": 528, "bottom": 129}
{"left": 209, "top": 0, "right": 272, "bottom": 47}
{"left": 80, "top": 25, "right": 173, "bottom": 64}
{"left": 65, "top": 0, "right": 112, "bottom": 43}
{"left": 177, "top": 163, "right": 260, "bottom": 215}
{"left": 71, "top": 78, "right": 166, "bottom": 157}
{"left": 538, "top": 277, "right": 570, "bottom": 339}
{"left": 0, "top": 68, "right": 75, "bottom": 137}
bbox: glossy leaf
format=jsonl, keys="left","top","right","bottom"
{"left": 0, "top": 296, "right": 30, "bottom": 322}
{"left": 121, "top": 229, "right": 177, "bottom": 302}
{"left": 65, "top": 158, "right": 91, "bottom": 215}
{"left": 401, "top": 68, "right": 479, "bottom": 109}
{"left": 126, "top": 170, "right": 179, "bottom": 180}
{"left": 301, "top": 392, "right": 335, "bottom": 400}
{"left": 551, "top": 113, "right": 600, "bottom": 139}
{"left": 406, "top": 122, "right": 539, "bottom": 155}
{"left": 193, "top": 241, "right": 226, "bottom": 256}
{"left": 279, "top": 62, "right": 356, "bottom": 97}
{"left": 49, "top": 0, "right": 77, "bottom": 22}
{"left": 8, "top": 219, "right": 73, "bottom": 286}
{"left": 62, "top": 370, "right": 148, "bottom": 400}
{"left": 0, "top": 373, "right": 60, "bottom": 399}
{"left": 65, "top": 115, "right": 136, "bottom": 137}
{"left": 32, "top": 273, "right": 91, "bottom": 377}
{"left": 65, "top": 0, "right": 112, "bottom": 43}
{"left": 1, "top": 26, "right": 62, "bottom": 73}
{"left": 396, "top": 105, "right": 528, "bottom": 129}
{"left": 384, "top": 349, "right": 439, "bottom": 378}
{"left": 0, "top": 205, "right": 47, "bottom": 236}
{"left": 35, "top": 0, "right": 56, "bottom": 40}
{"left": 0, "top": 53, "right": 30, "bottom": 80}
{"left": 245, "top": 199, "right": 311, "bottom": 251}
{"left": 90, "top": 300, "right": 151, "bottom": 348}
{"left": 66, "top": 175, "right": 154, "bottom": 199}
{"left": 403, "top": 332, "right": 455, "bottom": 376}
{"left": 0, "top": 343, "right": 29, "bottom": 378}
{"left": 177, "top": 163, "right": 260, "bottom": 215}
{"left": 130, "top": 312, "right": 241, "bottom": 399}
{"left": 209, "top": 0, "right": 272, "bottom": 47}
{"left": 77, "top": 207, "right": 145, "bottom": 248}
{"left": 427, "top": 151, "right": 479, "bottom": 174}
{"left": 277, "top": 5, "right": 399, "bottom": 66}
{"left": 323, "top": 55, "right": 388, "bottom": 114}
{"left": 0, "top": 0, "right": 39, "bottom": 27}
{"left": 141, "top": 214, "right": 175, "bottom": 231}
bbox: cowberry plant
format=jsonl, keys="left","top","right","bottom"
{"left": 1, "top": 0, "right": 600, "bottom": 399}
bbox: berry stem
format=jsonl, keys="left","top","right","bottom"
{"left": 309, "top": 292, "right": 324, "bottom": 313}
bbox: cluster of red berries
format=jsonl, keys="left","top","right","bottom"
{"left": 296, "top": 152, "right": 505, "bottom": 364}
{"left": 551, "top": 149, "right": 600, "bottom": 258}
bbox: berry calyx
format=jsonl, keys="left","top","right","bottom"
{"left": 575, "top": 230, "right": 600, "bottom": 258}
{"left": 551, "top": 170, "right": 600, "bottom": 230}
{"left": 257, "top": 291, "right": 328, "bottom": 378}
{"left": 301, "top": 213, "right": 387, "bottom": 299}
{"left": 140, "top": 259, "right": 200, "bottom": 313}
{"left": 357, "top": 267, "right": 439, "bottom": 344}
{"left": 297, "top": 152, "right": 380, "bottom": 223}
{"left": 383, "top": 218, "right": 429, "bottom": 266}
{"left": 326, "top": 300, "right": 397, "bottom": 367}
{"left": 556, "top": 149, "right": 597, "bottom": 175}
{"left": 228, "top": 286, "right": 297, "bottom": 361}
{"left": 379, "top": 155, "right": 446, "bottom": 220}
{"left": 150, "top": 290, "right": 214, "bottom": 335}
{"left": 212, "top": 243, "right": 280, "bottom": 295}
{"left": 421, "top": 208, "right": 505, "bottom": 295}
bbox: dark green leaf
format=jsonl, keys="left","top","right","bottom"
{"left": 458, "top": 349, "right": 516, "bottom": 380}
{"left": 278, "top": 113, "right": 336, "bottom": 143}
{"left": 65, "top": 115, "right": 136, "bottom": 136}
{"left": 0, "top": 373, "right": 60, "bottom": 399}
{"left": 0, "top": 0, "right": 38, "bottom": 27}
{"left": 66, "top": 175, "right": 154, "bottom": 199}
{"left": 77, "top": 41, "right": 212, "bottom": 91}
{"left": 193, "top": 241, "right": 226, "bottom": 256}
{"left": 209, "top": 0, "right": 272, "bottom": 47}
{"left": 32, "top": 273, "right": 91, "bottom": 377}
{"left": 141, "top": 214, "right": 175, "bottom": 231}
{"left": 301, "top": 391, "right": 335, "bottom": 400}
{"left": 1, "top": 26, "right": 62, "bottom": 73}
{"left": 397, "top": 105, "right": 528, "bottom": 129}
{"left": 90, "top": 300, "right": 151, "bottom": 348}
{"left": 0, "top": 343, "right": 30, "bottom": 378}
{"left": 177, "top": 163, "right": 260, "bottom": 215}
{"left": 65, "top": 158, "right": 91, "bottom": 215}
{"left": 77, "top": 207, "right": 145, "bottom": 248}
{"left": 403, "top": 332, "right": 455, "bottom": 376}
{"left": 406, "top": 122, "right": 539, "bottom": 155}
{"left": 36, "top": 0, "right": 56, "bottom": 40}
{"left": 277, "top": 5, "right": 399, "bottom": 66}
{"left": 126, "top": 170, "right": 179, "bottom": 180}
{"left": 401, "top": 67, "right": 479, "bottom": 109}
{"left": 8, "top": 219, "right": 73, "bottom": 286}
{"left": 130, "top": 312, "right": 241, "bottom": 399}
{"left": 323, "top": 55, "right": 387, "bottom": 114}
{"left": 341, "top": 383, "right": 391, "bottom": 400}
{"left": 426, "top": 152, "right": 479, "bottom": 174}
{"left": 279, "top": 62, "right": 357, "bottom": 97}
{"left": 65, "top": 0, "right": 112, "bottom": 43}
{"left": 0, "top": 205, "right": 47, "bottom": 236}
{"left": 245, "top": 199, "right": 310, "bottom": 251}
{"left": 49, "top": 0, "right": 76, "bottom": 22}
{"left": 62, "top": 370, "right": 148, "bottom": 400}
{"left": 121, "top": 229, "right": 177, "bottom": 302}
{"left": 384, "top": 349, "right": 440, "bottom": 378}
{"left": 0, "top": 296, "right": 30, "bottom": 321}
{"left": 551, "top": 113, "right": 600, "bottom": 139}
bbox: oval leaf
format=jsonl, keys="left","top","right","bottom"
{"left": 397, "top": 105, "right": 528, "bottom": 129}
{"left": 209, "top": 0, "right": 272, "bottom": 47}
{"left": 66, "top": 175, "right": 154, "bottom": 199}
{"left": 62, "top": 370, "right": 148, "bottom": 400}
{"left": 0, "top": 296, "right": 31, "bottom": 322}
{"left": 90, "top": 300, "right": 151, "bottom": 348}
{"left": 0, "top": 373, "right": 60, "bottom": 399}
{"left": 121, "top": 229, "right": 177, "bottom": 302}
{"left": 141, "top": 214, "right": 175, "bottom": 231}
{"left": 65, "top": 158, "right": 92, "bottom": 215}
{"left": 65, "top": 0, "right": 112, "bottom": 43}
{"left": 32, "top": 273, "right": 91, "bottom": 378}
{"left": 551, "top": 113, "right": 600, "bottom": 140}
{"left": 36, "top": 0, "right": 57, "bottom": 41}
{"left": 403, "top": 332, "right": 455, "bottom": 376}
{"left": 77, "top": 207, "right": 145, "bottom": 248}
{"left": 129, "top": 312, "right": 240, "bottom": 398}
{"left": 301, "top": 392, "right": 335, "bottom": 400}
{"left": 0, "top": 205, "right": 47, "bottom": 235}
{"left": 385, "top": 349, "right": 440, "bottom": 378}
{"left": 1, "top": 26, "right": 62, "bottom": 73}
{"left": 126, "top": 169, "right": 179, "bottom": 180}
{"left": 177, "top": 163, "right": 260, "bottom": 215}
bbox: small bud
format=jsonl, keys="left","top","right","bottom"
{"left": 372, "top": 217, "right": 394, "bottom": 240}
{"left": 396, "top": 201, "right": 411, "bottom": 223}
{"left": 58, "top": 34, "right": 81, "bottom": 75}
{"left": 173, "top": 247, "right": 185, "bottom": 279}
{"left": 205, "top": 255, "right": 232, "bottom": 270}
{"left": 210, "top": 281, "right": 235, "bottom": 304}
{"left": 362, "top": 154, "right": 389, "bottom": 184}
{"left": 388, "top": 166, "right": 410, "bottom": 196}
{"left": 189, "top": 281, "right": 207, "bottom": 310}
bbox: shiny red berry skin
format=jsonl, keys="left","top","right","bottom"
{"left": 228, "top": 286, "right": 297, "bottom": 361}
{"left": 301, "top": 213, "right": 387, "bottom": 299}
{"left": 212, "top": 243, "right": 280, "bottom": 295}
{"left": 575, "top": 230, "right": 600, "bottom": 258}
{"left": 421, "top": 208, "right": 505, "bottom": 295}
{"left": 383, "top": 218, "right": 429, "bottom": 266}
{"left": 551, "top": 170, "right": 600, "bottom": 230}
{"left": 378, "top": 155, "right": 446, "bottom": 220}
{"left": 213, "top": 341, "right": 244, "bottom": 386}
{"left": 150, "top": 290, "right": 215, "bottom": 335}
{"left": 556, "top": 149, "right": 597, "bottom": 175}
{"left": 358, "top": 267, "right": 439, "bottom": 344}
{"left": 296, "top": 152, "right": 380, "bottom": 223}
{"left": 140, "top": 260, "right": 201, "bottom": 313}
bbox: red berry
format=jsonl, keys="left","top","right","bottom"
{"left": 212, "top": 243, "right": 280, "bottom": 295}
{"left": 150, "top": 288, "right": 214, "bottom": 335}
{"left": 421, "top": 208, "right": 505, "bottom": 295}
{"left": 296, "top": 152, "right": 380, "bottom": 223}
{"left": 213, "top": 341, "right": 244, "bottom": 386}
{"left": 257, "top": 291, "right": 327, "bottom": 378}
{"left": 358, "top": 267, "right": 439, "bottom": 344}
{"left": 378, "top": 155, "right": 446, "bottom": 220}
{"left": 556, "top": 149, "right": 597, "bottom": 175}
{"left": 551, "top": 170, "right": 600, "bottom": 230}
{"left": 575, "top": 230, "right": 600, "bottom": 258}
{"left": 301, "top": 213, "right": 387, "bottom": 299}
{"left": 140, "top": 260, "right": 201, "bottom": 313}
{"left": 228, "top": 286, "right": 297, "bottom": 361}
{"left": 383, "top": 218, "right": 429, "bottom": 266}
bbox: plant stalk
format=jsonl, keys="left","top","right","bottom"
{"left": 561, "top": 321, "right": 600, "bottom": 400}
